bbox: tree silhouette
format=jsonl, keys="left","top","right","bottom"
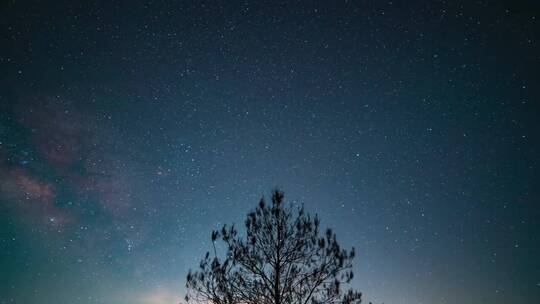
{"left": 185, "top": 189, "right": 364, "bottom": 304}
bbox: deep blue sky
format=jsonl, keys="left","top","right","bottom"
{"left": 1, "top": 1, "right": 539, "bottom": 303}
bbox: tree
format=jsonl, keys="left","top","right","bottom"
{"left": 184, "top": 189, "right": 363, "bottom": 304}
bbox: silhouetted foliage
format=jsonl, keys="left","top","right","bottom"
{"left": 185, "top": 189, "right": 364, "bottom": 304}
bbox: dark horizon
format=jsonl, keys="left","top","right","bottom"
{"left": 1, "top": 1, "right": 539, "bottom": 304}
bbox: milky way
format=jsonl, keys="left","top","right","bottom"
{"left": 1, "top": 1, "right": 539, "bottom": 304}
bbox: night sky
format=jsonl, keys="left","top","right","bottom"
{"left": 1, "top": 1, "right": 539, "bottom": 304}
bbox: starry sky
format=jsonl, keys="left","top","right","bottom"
{"left": 1, "top": 1, "right": 539, "bottom": 304}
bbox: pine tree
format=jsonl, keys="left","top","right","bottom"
{"left": 185, "top": 189, "right": 363, "bottom": 304}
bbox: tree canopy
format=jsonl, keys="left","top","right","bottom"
{"left": 185, "top": 190, "right": 363, "bottom": 304}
